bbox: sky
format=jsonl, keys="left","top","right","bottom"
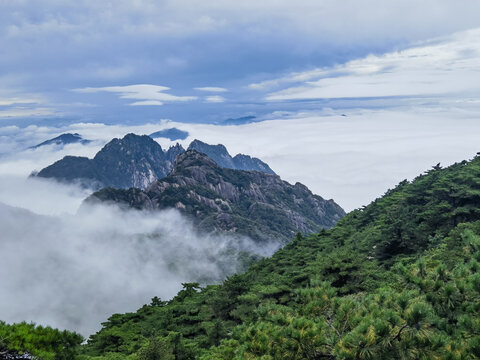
{"left": 1, "top": 1, "right": 480, "bottom": 123}
{"left": 1, "top": 1, "right": 480, "bottom": 334}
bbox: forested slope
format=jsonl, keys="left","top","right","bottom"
{"left": 77, "top": 155, "right": 480, "bottom": 359}
{"left": 3, "top": 155, "right": 480, "bottom": 359}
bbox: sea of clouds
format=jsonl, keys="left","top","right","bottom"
{"left": 3, "top": 106, "right": 479, "bottom": 211}
{"left": 1, "top": 104, "right": 480, "bottom": 337}
{"left": 0, "top": 175, "right": 276, "bottom": 336}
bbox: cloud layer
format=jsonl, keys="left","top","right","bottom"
{"left": 1, "top": 102, "right": 480, "bottom": 335}
{"left": 262, "top": 29, "right": 480, "bottom": 102}
{"left": 3, "top": 104, "right": 480, "bottom": 212}
{"left": 74, "top": 84, "right": 197, "bottom": 106}
{"left": 194, "top": 87, "right": 228, "bottom": 93}
{"left": 0, "top": 176, "right": 274, "bottom": 336}
{"left": 2, "top": 1, "right": 480, "bottom": 121}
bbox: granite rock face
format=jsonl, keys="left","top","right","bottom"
{"left": 88, "top": 151, "right": 345, "bottom": 243}
{"left": 188, "top": 139, "right": 275, "bottom": 174}
{"left": 36, "top": 134, "right": 179, "bottom": 189}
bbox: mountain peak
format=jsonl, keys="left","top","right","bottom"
{"left": 94, "top": 133, "right": 165, "bottom": 162}
{"left": 173, "top": 150, "right": 219, "bottom": 169}
{"left": 38, "top": 133, "right": 170, "bottom": 189}
{"left": 169, "top": 142, "right": 184, "bottom": 149}
{"left": 188, "top": 139, "right": 275, "bottom": 174}
{"left": 233, "top": 153, "right": 275, "bottom": 174}
{"left": 31, "top": 133, "right": 91, "bottom": 149}
{"left": 107, "top": 133, "right": 159, "bottom": 148}
{"left": 149, "top": 128, "right": 189, "bottom": 141}
{"left": 188, "top": 140, "right": 236, "bottom": 168}
{"left": 165, "top": 143, "right": 186, "bottom": 164}
{"left": 99, "top": 133, "right": 159, "bottom": 148}
{"left": 92, "top": 150, "right": 345, "bottom": 243}
{"left": 188, "top": 139, "right": 229, "bottom": 154}
{"left": 36, "top": 134, "right": 276, "bottom": 189}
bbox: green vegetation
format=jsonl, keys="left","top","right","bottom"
{"left": 4, "top": 155, "right": 480, "bottom": 359}
{"left": 0, "top": 321, "right": 83, "bottom": 359}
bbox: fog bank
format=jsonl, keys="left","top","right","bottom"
{"left": 0, "top": 177, "right": 276, "bottom": 336}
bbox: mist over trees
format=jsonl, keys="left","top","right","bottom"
{"left": 0, "top": 196, "right": 275, "bottom": 336}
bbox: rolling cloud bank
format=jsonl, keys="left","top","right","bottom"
{"left": 1, "top": 107, "right": 479, "bottom": 337}
{"left": 0, "top": 176, "right": 277, "bottom": 336}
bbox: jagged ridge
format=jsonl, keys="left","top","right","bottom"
{"left": 88, "top": 150, "right": 345, "bottom": 243}
{"left": 36, "top": 134, "right": 179, "bottom": 189}
{"left": 36, "top": 134, "right": 276, "bottom": 189}
{"left": 188, "top": 139, "right": 275, "bottom": 174}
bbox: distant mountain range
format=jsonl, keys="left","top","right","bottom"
{"left": 220, "top": 115, "right": 257, "bottom": 126}
{"left": 35, "top": 134, "right": 276, "bottom": 189}
{"left": 36, "top": 133, "right": 344, "bottom": 242}
{"left": 36, "top": 134, "right": 177, "bottom": 189}
{"left": 31, "top": 133, "right": 91, "bottom": 149}
{"left": 149, "top": 128, "right": 189, "bottom": 141}
{"left": 87, "top": 150, "right": 345, "bottom": 243}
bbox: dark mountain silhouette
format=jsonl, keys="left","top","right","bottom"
{"left": 36, "top": 134, "right": 276, "bottom": 189}
{"left": 149, "top": 128, "right": 189, "bottom": 141}
{"left": 31, "top": 133, "right": 91, "bottom": 149}
{"left": 188, "top": 139, "right": 275, "bottom": 174}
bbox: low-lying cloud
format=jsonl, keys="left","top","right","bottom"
{"left": 0, "top": 176, "right": 277, "bottom": 337}
{"left": 3, "top": 105, "right": 480, "bottom": 212}
{"left": 1, "top": 104, "right": 480, "bottom": 337}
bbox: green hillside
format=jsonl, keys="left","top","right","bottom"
{"left": 4, "top": 155, "right": 480, "bottom": 359}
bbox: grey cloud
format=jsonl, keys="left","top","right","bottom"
{"left": 0, "top": 177, "right": 277, "bottom": 336}
{"left": 262, "top": 29, "right": 480, "bottom": 100}
{"left": 73, "top": 84, "right": 197, "bottom": 106}
{"left": 2, "top": 0, "right": 480, "bottom": 120}
{"left": 194, "top": 87, "right": 228, "bottom": 92}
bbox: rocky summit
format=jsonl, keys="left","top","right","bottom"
{"left": 87, "top": 150, "right": 345, "bottom": 243}
{"left": 35, "top": 134, "right": 277, "bottom": 189}
{"left": 188, "top": 139, "right": 275, "bottom": 174}
{"left": 36, "top": 134, "right": 179, "bottom": 189}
